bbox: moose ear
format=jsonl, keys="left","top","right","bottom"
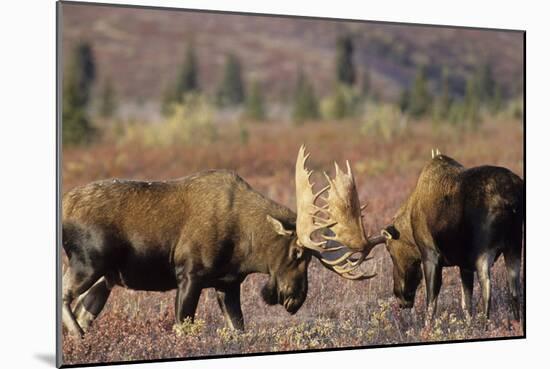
{"left": 289, "top": 244, "right": 304, "bottom": 260}
{"left": 266, "top": 215, "right": 294, "bottom": 237}
{"left": 384, "top": 224, "right": 400, "bottom": 240}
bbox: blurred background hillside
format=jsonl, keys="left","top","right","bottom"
{"left": 61, "top": 2, "right": 523, "bottom": 149}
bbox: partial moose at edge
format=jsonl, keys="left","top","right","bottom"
{"left": 383, "top": 150, "right": 524, "bottom": 323}
{"left": 61, "top": 146, "right": 385, "bottom": 337}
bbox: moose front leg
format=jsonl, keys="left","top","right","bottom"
{"left": 215, "top": 283, "right": 244, "bottom": 331}
{"left": 174, "top": 266, "right": 202, "bottom": 324}
{"left": 459, "top": 268, "right": 474, "bottom": 321}
{"left": 422, "top": 257, "right": 442, "bottom": 325}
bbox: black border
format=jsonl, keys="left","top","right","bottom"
{"left": 522, "top": 30, "right": 526, "bottom": 336}
{"left": 56, "top": 2, "right": 63, "bottom": 367}
{"left": 56, "top": 1, "right": 527, "bottom": 367}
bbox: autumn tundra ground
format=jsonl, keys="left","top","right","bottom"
{"left": 61, "top": 118, "right": 524, "bottom": 365}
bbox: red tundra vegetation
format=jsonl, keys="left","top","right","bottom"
{"left": 62, "top": 118, "right": 523, "bottom": 365}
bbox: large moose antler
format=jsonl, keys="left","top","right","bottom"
{"left": 295, "top": 145, "right": 332, "bottom": 253}
{"left": 295, "top": 145, "right": 385, "bottom": 280}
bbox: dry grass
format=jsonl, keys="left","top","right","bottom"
{"left": 62, "top": 117, "right": 524, "bottom": 365}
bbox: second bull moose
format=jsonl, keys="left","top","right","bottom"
{"left": 61, "top": 146, "right": 385, "bottom": 336}
{"left": 383, "top": 151, "right": 524, "bottom": 322}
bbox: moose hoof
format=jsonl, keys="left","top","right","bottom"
{"left": 65, "top": 324, "right": 84, "bottom": 338}
{"left": 76, "top": 311, "right": 96, "bottom": 333}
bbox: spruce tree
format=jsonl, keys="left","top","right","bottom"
{"left": 161, "top": 84, "right": 177, "bottom": 117}
{"left": 440, "top": 68, "right": 452, "bottom": 114}
{"left": 432, "top": 67, "right": 452, "bottom": 122}
{"left": 464, "top": 75, "right": 481, "bottom": 128}
{"left": 217, "top": 54, "right": 245, "bottom": 106}
{"left": 175, "top": 44, "right": 199, "bottom": 99}
{"left": 491, "top": 84, "right": 503, "bottom": 113}
{"left": 71, "top": 41, "right": 96, "bottom": 105}
{"left": 244, "top": 81, "right": 266, "bottom": 121}
{"left": 408, "top": 65, "right": 432, "bottom": 118}
{"left": 361, "top": 67, "right": 371, "bottom": 98}
{"left": 331, "top": 86, "right": 348, "bottom": 120}
{"left": 476, "top": 62, "right": 496, "bottom": 102}
{"left": 335, "top": 35, "right": 356, "bottom": 86}
{"left": 292, "top": 70, "right": 319, "bottom": 123}
{"left": 398, "top": 89, "right": 410, "bottom": 113}
{"left": 62, "top": 41, "right": 96, "bottom": 145}
{"left": 99, "top": 77, "right": 117, "bottom": 118}
{"left": 162, "top": 44, "right": 200, "bottom": 116}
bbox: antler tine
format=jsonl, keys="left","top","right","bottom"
{"left": 317, "top": 254, "right": 377, "bottom": 280}
{"left": 340, "top": 270, "right": 377, "bottom": 280}
{"left": 313, "top": 185, "right": 330, "bottom": 203}
{"left": 295, "top": 145, "right": 333, "bottom": 253}
{"left": 316, "top": 250, "right": 357, "bottom": 266}
{"left": 346, "top": 160, "right": 353, "bottom": 179}
{"left": 331, "top": 255, "right": 375, "bottom": 277}
{"left": 332, "top": 260, "right": 365, "bottom": 275}
{"left": 324, "top": 160, "right": 368, "bottom": 252}
{"left": 320, "top": 251, "right": 365, "bottom": 271}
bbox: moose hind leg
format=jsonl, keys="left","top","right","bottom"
{"left": 73, "top": 277, "right": 112, "bottom": 332}
{"left": 475, "top": 252, "right": 494, "bottom": 321}
{"left": 216, "top": 283, "right": 244, "bottom": 331}
{"left": 459, "top": 268, "right": 474, "bottom": 321}
{"left": 504, "top": 246, "right": 521, "bottom": 321}
{"left": 62, "top": 222, "right": 107, "bottom": 337}
{"left": 174, "top": 266, "right": 202, "bottom": 324}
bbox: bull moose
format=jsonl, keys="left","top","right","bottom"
{"left": 61, "top": 146, "right": 385, "bottom": 337}
{"left": 382, "top": 151, "right": 524, "bottom": 322}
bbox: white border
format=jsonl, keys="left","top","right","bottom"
{"left": 1, "top": 1, "right": 547, "bottom": 368}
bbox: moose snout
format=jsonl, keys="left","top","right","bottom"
{"left": 398, "top": 300, "right": 414, "bottom": 309}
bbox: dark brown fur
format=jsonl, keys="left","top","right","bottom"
{"left": 384, "top": 154, "right": 523, "bottom": 322}
{"left": 62, "top": 170, "right": 310, "bottom": 336}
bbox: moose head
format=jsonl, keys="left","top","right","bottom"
{"left": 259, "top": 145, "right": 388, "bottom": 314}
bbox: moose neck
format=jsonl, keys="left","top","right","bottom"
{"left": 233, "top": 188, "right": 297, "bottom": 276}
{"left": 242, "top": 231, "right": 292, "bottom": 276}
